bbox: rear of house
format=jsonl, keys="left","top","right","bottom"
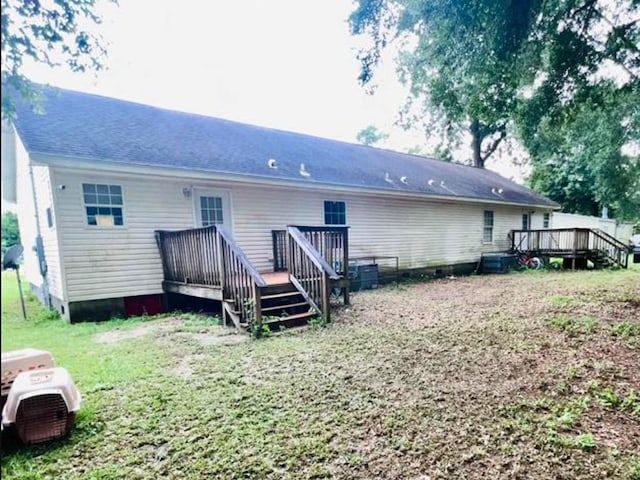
{"left": 2, "top": 86, "right": 559, "bottom": 322}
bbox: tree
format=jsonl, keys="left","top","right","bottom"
{"left": 1, "top": 0, "right": 112, "bottom": 119}
{"left": 527, "top": 85, "right": 640, "bottom": 220}
{"left": 349, "top": 0, "right": 639, "bottom": 168}
{"left": 1, "top": 211, "right": 20, "bottom": 256}
{"left": 356, "top": 125, "right": 390, "bottom": 146}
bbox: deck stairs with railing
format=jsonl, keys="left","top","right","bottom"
{"left": 155, "top": 225, "right": 349, "bottom": 331}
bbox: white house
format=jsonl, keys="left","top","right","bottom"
{"left": 3, "top": 85, "right": 560, "bottom": 323}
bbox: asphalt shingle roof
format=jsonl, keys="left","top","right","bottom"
{"left": 13, "top": 85, "right": 558, "bottom": 208}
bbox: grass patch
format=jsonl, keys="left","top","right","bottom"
{"left": 611, "top": 322, "right": 640, "bottom": 338}
{"left": 548, "top": 295, "right": 577, "bottom": 307}
{"left": 546, "top": 314, "right": 599, "bottom": 336}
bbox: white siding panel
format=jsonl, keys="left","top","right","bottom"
{"left": 54, "top": 167, "right": 551, "bottom": 302}
{"left": 14, "top": 132, "right": 64, "bottom": 300}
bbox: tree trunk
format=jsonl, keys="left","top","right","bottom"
{"left": 470, "top": 118, "right": 483, "bottom": 168}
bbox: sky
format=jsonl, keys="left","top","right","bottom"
{"left": 4, "top": 0, "right": 529, "bottom": 213}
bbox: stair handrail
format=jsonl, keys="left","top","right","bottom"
{"left": 216, "top": 226, "right": 267, "bottom": 288}
{"left": 589, "top": 228, "right": 628, "bottom": 268}
{"left": 216, "top": 225, "right": 267, "bottom": 328}
{"left": 592, "top": 228, "right": 628, "bottom": 250}
{"left": 288, "top": 227, "right": 340, "bottom": 280}
{"left": 287, "top": 226, "right": 339, "bottom": 324}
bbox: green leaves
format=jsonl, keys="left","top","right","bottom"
{"left": 525, "top": 84, "right": 640, "bottom": 220}
{"left": 1, "top": 0, "right": 113, "bottom": 119}
{"left": 350, "top": 0, "right": 639, "bottom": 212}
{"left": 1, "top": 211, "right": 20, "bottom": 256}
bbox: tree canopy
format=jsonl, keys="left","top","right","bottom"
{"left": 1, "top": 0, "right": 112, "bottom": 119}
{"left": 356, "top": 125, "right": 390, "bottom": 146}
{"left": 527, "top": 84, "right": 640, "bottom": 219}
{"left": 349, "top": 0, "right": 639, "bottom": 168}
{"left": 1, "top": 211, "right": 20, "bottom": 256}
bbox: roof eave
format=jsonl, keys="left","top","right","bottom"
{"left": 30, "top": 151, "right": 559, "bottom": 210}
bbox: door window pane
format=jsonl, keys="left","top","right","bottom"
{"left": 200, "top": 196, "right": 224, "bottom": 227}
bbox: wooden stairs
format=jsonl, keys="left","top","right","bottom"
{"left": 156, "top": 224, "right": 348, "bottom": 332}
{"left": 222, "top": 276, "right": 318, "bottom": 329}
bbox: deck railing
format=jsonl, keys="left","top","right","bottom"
{"left": 286, "top": 226, "right": 340, "bottom": 324}
{"left": 155, "top": 226, "right": 221, "bottom": 285}
{"left": 273, "top": 226, "right": 349, "bottom": 274}
{"left": 155, "top": 225, "right": 267, "bottom": 327}
{"left": 271, "top": 230, "right": 287, "bottom": 272}
{"left": 510, "top": 228, "right": 628, "bottom": 268}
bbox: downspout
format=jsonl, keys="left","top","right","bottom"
{"left": 28, "top": 161, "right": 50, "bottom": 308}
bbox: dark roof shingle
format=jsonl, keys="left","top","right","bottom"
{"left": 13, "top": 85, "right": 558, "bottom": 208}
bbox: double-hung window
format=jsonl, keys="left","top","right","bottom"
{"left": 483, "top": 210, "right": 494, "bottom": 243}
{"left": 324, "top": 201, "right": 346, "bottom": 225}
{"left": 543, "top": 213, "right": 550, "bottom": 228}
{"left": 83, "top": 183, "right": 124, "bottom": 226}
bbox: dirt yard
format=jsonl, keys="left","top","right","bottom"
{"left": 2, "top": 268, "right": 639, "bottom": 479}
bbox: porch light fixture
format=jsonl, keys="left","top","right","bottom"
{"left": 182, "top": 187, "right": 192, "bottom": 198}
{"left": 400, "top": 176, "right": 408, "bottom": 184}
{"left": 428, "top": 179, "right": 435, "bottom": 186}
{"left": 268, "top": 158, "right": 278, "bottom": 169}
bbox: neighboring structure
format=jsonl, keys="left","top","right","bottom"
{"left": 551, "top": 212, "right": 634, "bottom": 244}
{"left": 3, "top": 85, "right": 560, "bottom": 323}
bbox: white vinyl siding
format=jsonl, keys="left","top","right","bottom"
{"left": 51, "top": 167, "right": 547, "bottom": 302}
{"left": 13, "top": 132, "right": 64, "bottom": 301}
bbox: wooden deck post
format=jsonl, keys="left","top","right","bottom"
{"left": 342, "top": 227, "right": 350, "bottom": 306}
{"left": 215, "top": 229, "right": 225, "bottom": 294}
{"left": 322, "top": 274, "right": 330, "bottom": 324}
{"left": 253, "top": 283, "right": 263, "bottom": 330}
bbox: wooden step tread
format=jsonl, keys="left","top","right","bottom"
{"left": 261, "top": 291, "right": 302, "bottom": 300}
{"left": 263, "top": 311, "right": 316, "bottom": 323}
{"left": 261, "top": 301, "right": 309, "bottom": 312}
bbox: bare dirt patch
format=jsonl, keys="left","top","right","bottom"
{"left": 94, "top": 324, "right": 155, "bottom": 344}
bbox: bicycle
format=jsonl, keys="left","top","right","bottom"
{"left": 516, "top": 251, "right": 544, "bottom": 270}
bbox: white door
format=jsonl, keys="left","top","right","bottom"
{"left": 194, "top": 189, "right": 232, "bottom": 230}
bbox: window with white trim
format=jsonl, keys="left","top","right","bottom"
{"left": 543, "top": 213, "right": 550, "bottom": 228}
{"left": 522, "top": 213, "right": 530, "bottom": 230}
{"left": 483, "top": 210, "right": 494, "bottom": 243}
{"left": 324, "top": 201, "right": 346, "bottom": 225}
{"left": 82, "top": 183, "right": 124, "bottom": 226}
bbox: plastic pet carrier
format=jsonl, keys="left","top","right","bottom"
{"left": 1, "top": 349, "right": 56, "bottom": 402}
{"left": 2, "top": 367, "right": 81, "bottom": 444}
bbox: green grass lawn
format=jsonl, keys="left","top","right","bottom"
{"left": 1, "top": 263, "right": 639, "bottom": 479}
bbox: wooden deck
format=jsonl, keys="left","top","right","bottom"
{"left": 262, "top": 271, "right": 291, "bottom": 286}
{"left": 510, "top": 228, "right": 629, "bottom": 269}
{"left": 156, "top": 225, "right": 350, "bottom": 329}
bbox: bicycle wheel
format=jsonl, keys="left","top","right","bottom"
{"left": 530, "top": 257, "right": 543, "bottom": 269}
